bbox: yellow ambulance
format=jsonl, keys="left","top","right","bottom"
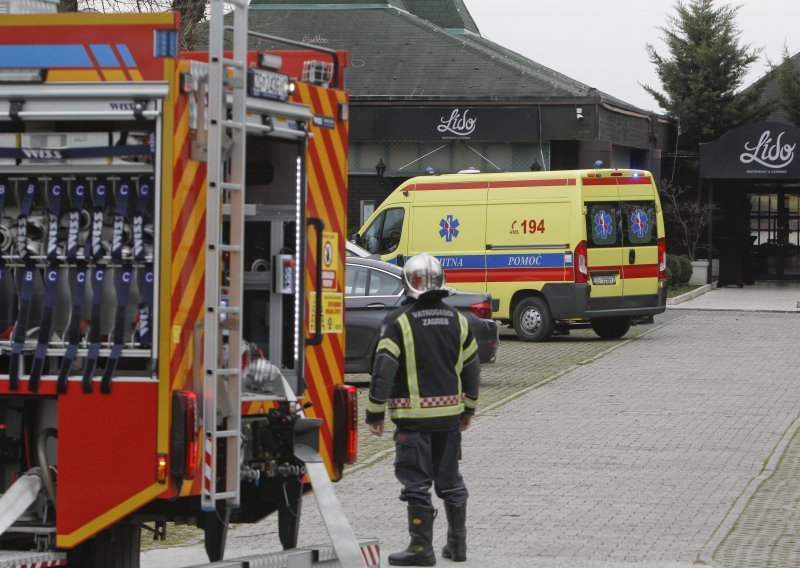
{"left": 354, "top": 168, "right": 667, "bottom": 341}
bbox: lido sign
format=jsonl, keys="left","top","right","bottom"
{"left": 739, "top": 130, "right": 796, "bottom": 169}
{"left": 700, "top": 121, "right": 800, "bottom": 179}
{"left": 437, "top": 108, "right": 477, "bottom": 138}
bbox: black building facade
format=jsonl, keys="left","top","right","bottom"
{"left": 698, "top": 53, "right": 800, "bottom": 284}
{"left": 701, "top": 122, "right": 800, "bottom": 284}
{"left": 241, "top": 0, "right": 673, "bottom": 229}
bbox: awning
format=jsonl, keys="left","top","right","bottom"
{"left": 699, "top": 121, "right": 800, "bottom": 180}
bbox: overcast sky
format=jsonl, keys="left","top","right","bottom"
{"left": 462, "top": 0, "right": 800, "bottom": 112}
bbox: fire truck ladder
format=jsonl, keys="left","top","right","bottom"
{"left": 202, "top": 0, "right": 248, "bottom": 512}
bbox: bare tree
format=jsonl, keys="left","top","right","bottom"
{"left": 172, "top": 0, "right": 206, "bottom": 51}
{"left": 59, "top": 0, "right": 207, "bottom": 51}
{"left": 659, "top": 179, "right": 716, "bottom": 261}
{"left": 58, "top": 0, "right": 79, "bottom": 11}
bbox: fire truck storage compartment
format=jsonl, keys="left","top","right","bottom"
{"left": 0, "top": 157, "right": 158, "bottom": 380}
{"left": 238, "top": 136, "right": 304, "bottom": 381}
{"left": 1, "top": 121, "right": 160, "bottom": 509}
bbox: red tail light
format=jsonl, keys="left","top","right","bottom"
{"left": 170, "top": 390, "right": 199, "bottom": 483}
{"left": 469, "top": 300, "right": 492, "bottom": 320}
{"left": 574, "top": 240, "right": 588, "bottom": 283}
{"left": 333, "top": 384, "right": 358, "bottom": 465}
{"left": 658, "top": 237, "right": 667, "bottom": 280}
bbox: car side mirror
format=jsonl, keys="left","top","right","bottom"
{"left": 350, "top": 233, "right": 363, "bottom": 246}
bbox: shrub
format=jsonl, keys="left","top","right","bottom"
{"left": 666, "top": 255, "right": 680, "bottom": 286}
{"left": 675, "top": 255, "right": 692, "bottom": 284}
{"left": 666, "top": 255, "right": 691, "bottom": 286}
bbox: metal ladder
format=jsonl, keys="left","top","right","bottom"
{"left": 202, "top": 0, "right": 248, "bottom": 512}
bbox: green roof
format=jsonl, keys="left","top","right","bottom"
{"left": 210, "top": 1, "right": 647, "bottom": 110}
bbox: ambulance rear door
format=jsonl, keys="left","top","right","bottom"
{"left": 619, "top": 177, "right": 660, "bottom": 305}
{"left": 581, "top": 178, "right": 624, "bottom": 305}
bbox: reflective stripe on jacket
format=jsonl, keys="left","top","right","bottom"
{"left": 365, "top": 295, "right": 480, "bottom": 430}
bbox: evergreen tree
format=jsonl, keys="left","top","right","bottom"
{"left": 774, "top": 48, "right": 800, "bottom": 126}
{"left": 643, "top": 0, "right": 772, "bottom": 151}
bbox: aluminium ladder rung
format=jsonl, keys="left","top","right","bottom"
{"left": 214, "top": 368, "right": 240, "bottom": 377}
{"left": 216, "top": 306, "right": 241, "bottom": 315}
{"left": 220, "top": 182, "right": 243, "bottom": 192}
{"left": 221, "top": 58, "right": 245, "bottom": 69}
{"left": 213, "top": 491, "right": 237, "bottom": 500}
{"left": 212, "top": 430, "right": 239, "bottom": 439}
{"left": 218, "top": 244, "right": 241, "bottom": 253}
{"left": 221, "top": 120, "right": 245, "bottom": 131}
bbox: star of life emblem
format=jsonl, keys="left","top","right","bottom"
{"left": 594, "top": 210, "right": 613, "bottom": 240}
{"left": 439, "top": 215, "right": 460, "bottom": 242}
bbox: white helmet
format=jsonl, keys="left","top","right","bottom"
{"left": 402, "top": 252, "right": 445, "bottom": 299}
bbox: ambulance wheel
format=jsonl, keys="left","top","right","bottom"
{"left": 590, "top": 317, "right": 631, "bottom": 339}
{"left": 67, "top": 522, "right": 141, "bottom": 568}
{"left": 512, "top": 297, "right": 553, "bottom": 342}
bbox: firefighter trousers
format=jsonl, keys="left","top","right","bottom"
{"left": 394, "top": 428, "right": 468, "bottom": 508}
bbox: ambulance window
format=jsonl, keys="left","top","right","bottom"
{"left": 586, "top": 203, "right": 619, "bottom": 247}
{"left": 361, "top": 214, "right": 385, "bottom": 254}
{"left": 381, "top": 209, "right": 405, "bottom": 254}
{"left": 622, "top": 202, "right": 657, "bottom": 246}
{"left": 362, "top": 207, "right": 405, "bottom": 255}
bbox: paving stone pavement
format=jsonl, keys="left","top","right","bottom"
{"left": 669, "top": 281, "right": 800, "bottom": 313}
{"left": 143, "top": 307, "right": 800, "bottom": 568}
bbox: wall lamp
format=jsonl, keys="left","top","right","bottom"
{"left": 375, "top": 158, "right": 386, "bottom": 178}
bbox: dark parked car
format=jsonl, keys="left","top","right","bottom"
{"left": 345, "top": 257, "right": 499, "bottom": 373}
{"left": 345, "top": 240, "right": 376, "bottom": 258}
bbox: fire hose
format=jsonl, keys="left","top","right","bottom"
{"left": 0, "top": 428, "right": 57, "bottom": 537}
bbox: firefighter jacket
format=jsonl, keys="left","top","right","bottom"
{"left": 365, "top": 292, "right": 481, "bottom": 432}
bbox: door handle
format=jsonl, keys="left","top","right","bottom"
{"left": 307, "top": 217, "right": 325, "bottom": 346}
{"left": 365, "top": 303, "right": 387, "bottom": 309}
{"left": 629, "top": 249, "right": 636, "bottom": 264}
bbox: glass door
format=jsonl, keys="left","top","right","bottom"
{"left": 783, "top": 193, "right": 800, "bottom": 277}
{"left": 749, "top": 192, "right": 800, "bottom": 279}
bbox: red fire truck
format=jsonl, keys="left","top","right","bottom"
{"left": 0, "top": 1, "right": 370, "bottom": 566}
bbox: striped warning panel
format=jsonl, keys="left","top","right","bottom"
{"left": 0, "top": 552, "right": 67, "bottom": 568}
{"left": 294, "top": 81, "right": 349, "bottom": 481}
{"left": 168, "top": 60, "right": 207, "bottom": 396}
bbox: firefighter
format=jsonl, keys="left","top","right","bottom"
{"left": 366, "top": 252, "right": 480, "bottom": 566}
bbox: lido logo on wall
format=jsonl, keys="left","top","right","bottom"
{"left": 739, "top": 129, "right": 797, "bottom": 170}
{"left": 437, "top": 108, "right": 477, "bottom": 138}
{"left": 700, "top": 122, "right": 800, "bottom": 179}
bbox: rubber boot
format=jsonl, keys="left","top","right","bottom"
{"left": 388, "top": 504, "right": 437, "bottom": 566}
{"left": 441, "top": 501, "right": 467, "bottom": 561}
